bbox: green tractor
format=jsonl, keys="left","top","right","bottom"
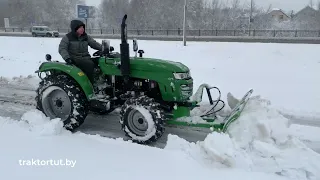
{"left": 35, "top": 15, "right": 253, "bottom": 144}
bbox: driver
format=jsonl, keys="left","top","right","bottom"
{"left": 58, "top": 19, "right": 102, "bottom": 84}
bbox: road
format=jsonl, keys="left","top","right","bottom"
{"left": 2, "top": 31, "right": 320, "bottom": 44}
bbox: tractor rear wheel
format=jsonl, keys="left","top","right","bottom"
{"left": 35, "top": 74, "right": 89, "bottom": 130}
{"left": 120, "top": 95, "right": 165, "bottom": 144}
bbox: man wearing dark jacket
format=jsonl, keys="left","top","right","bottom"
{"left": 58, "top": 19, "right": 102, "bottom": 83}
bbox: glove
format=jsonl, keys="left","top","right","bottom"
{"left": 65, "top": 58, "right": 72, "bottom": 65}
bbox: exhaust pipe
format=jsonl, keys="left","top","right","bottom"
{"left": 120, "top": 14, "right": 130, "bottom": 89}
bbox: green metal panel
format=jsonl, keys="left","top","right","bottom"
{"left": 36, "top": 62, "right": 94, "bottom": 99}
{"left": 98, "top": 57, "right": 192, "bottom": 101}
{"left": 172, "top": 106, "right": 191, "bottom": 119}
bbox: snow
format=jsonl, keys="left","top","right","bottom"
{"left": 272, "top": 8, "right": 281, "bottom": 11}
{"left": 289, "top": 124, "right": 320, "bottom": 143}
{"left": 177, "top": 116, "right": 209, "bottom": 124}
{"left": 190, "top": 83, "right": 212, "bottom": 103}
{"left": 0, "top": 75, "right": 39, "bottom": 90}
{"left": 0, "top": 110, "right": 290, "bottom": 180}
{"left": 166, "top": 95, "right": 320, "bottom": 180}
{"left": 0, "top": 36, "right": 320, "bottom": 179}
{"left": 20, "top": 110, "right": 64, "bottom": 136}
{"left": 1, "top": 36, "right": 319, "bottom": 114}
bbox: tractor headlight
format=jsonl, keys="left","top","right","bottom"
{"left": 173, "top": 72, "right": 191, "bottom": 80}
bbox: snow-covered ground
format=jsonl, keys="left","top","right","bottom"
{"left": 1, "top": 37, "right": 320, "bottom": 113}
{"left": 0, "top": 36, "right": 320, "bottom": 180}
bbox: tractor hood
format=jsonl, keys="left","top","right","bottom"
{"left": 129, "top": 57, "right": 189, "bottom": 73}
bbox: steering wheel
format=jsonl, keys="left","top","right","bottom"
{"left": 93, "top": 50, "right": 102, "bottom": 57}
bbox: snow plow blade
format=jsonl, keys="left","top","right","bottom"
{"left": 221, "top": 89, "right": 253, "bottom": 132}
{"left": 165, "top": 84, "right": 253, "bottom": 133}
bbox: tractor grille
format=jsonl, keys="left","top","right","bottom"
{"left": 180, "top": 83, "right": 193, "bottom": 98}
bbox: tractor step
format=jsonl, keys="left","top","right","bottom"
{"left": 89, "top": 99, "right": 111, "bottom": 112}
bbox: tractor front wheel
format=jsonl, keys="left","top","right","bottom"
{"left": 35, "top": 74, "right": 89, "bottom": 130}
{"left": 120, "top": 95, "right": 165, "bottom": 144}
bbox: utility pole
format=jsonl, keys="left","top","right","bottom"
{"left": 249, "top": 0, "right": 253, "bottom": 36}
{"left": 183, "top": 0, "right": 187, "bottom": 46}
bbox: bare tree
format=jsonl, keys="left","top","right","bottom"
{"left": 4, "top": 0, "right": 318, "bottom": 32}
{"left": 209, "top": 0, "right": 222, "bottom": 29}
{"left": 231, "top": 0, "right": 240, "bottom": 9}
{"left": 266, "top": 4, "right": 272, "bottom": 13}
{"left": 310, "top": 0, "right": 314, "bottom": 7}
{"left": 6, "top": 0, "right": 84, "bottom": 28}
{"left": 99, "top": 0, "right": 129, "bottom": 29}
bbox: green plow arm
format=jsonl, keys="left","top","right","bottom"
{"left": 165, "top": 88, "right": 253, "bottom": 133}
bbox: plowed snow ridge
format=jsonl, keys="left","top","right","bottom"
{"left": 165, "top": 96, "right": 320, "bottom": 180}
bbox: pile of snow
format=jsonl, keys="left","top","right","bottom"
{"left": 165, "top": 95, "right": 320, "bottom": 180}
{"left": 19, "top": 110, "right": 65, "bottom": 136}
{"left": 0, "top": 110, "right": 290, "bottom": 180}
{"left": 0, "top": 75, "right": 39, "bottom": 90}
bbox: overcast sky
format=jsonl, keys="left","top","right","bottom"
{"left": 85, "top": 0, "right": 314, "bottom": 12}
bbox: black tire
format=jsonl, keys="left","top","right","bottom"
{"left": 119, "top": 95, "right": 165, "bottom": 144}
{"left": 35, "top": 74, "right": 89, "bottom": 130}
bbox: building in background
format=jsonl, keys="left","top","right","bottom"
{"left": 293, "top": 6, "right": 320, "bottom": 20}
{"left": 268, "top": 8, "right": 290, "bottom": 22}
{"left": 291, "top": 6, "right": 320, "bottom": 29}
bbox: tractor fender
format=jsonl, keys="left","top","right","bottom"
{"left": 35, "top": 62, "right": 94, "bottom": 99}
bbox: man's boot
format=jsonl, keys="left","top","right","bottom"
{"left": 91, "top": 70, "right": 108, "bottom": 100}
